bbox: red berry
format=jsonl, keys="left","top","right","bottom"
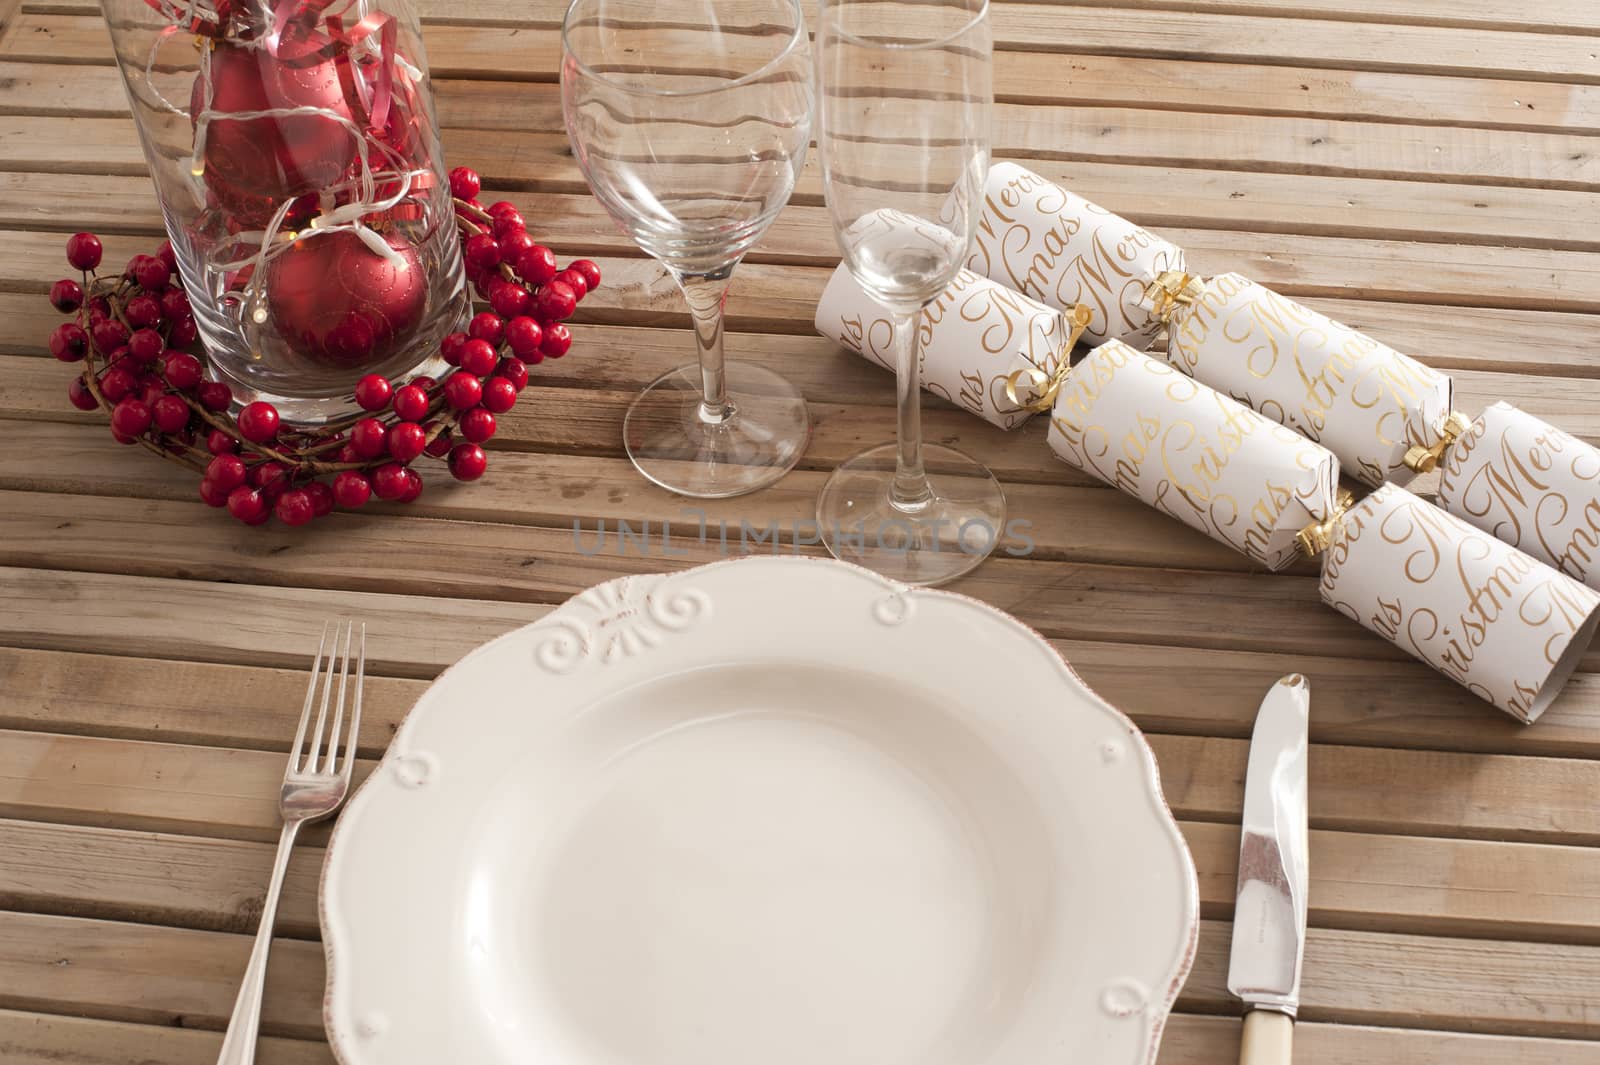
{"left": 497, "top": 229, "right": 535, "bottom": 264}
{"left": 458, "top": 338, "right": 499, "bottom": 377}
{"left": 439, "top": 331, "right": 469, "bottom": 367}
{"left": 424, "top": 423, "right": 453, "bottom": 458}
{"left": 157, "top": 239, "right": 178, "bottom": 271}
{"left": 468, "top": 312, "right": 504, "bottom": 345}
{"left": 540, "top": 322, "right": 572, "bottom": 358}
{"left": 503, "top": 317, "right": 543, "bottom": 360}
{"left": 205, "top": 453, "right": 248, "bottom": 490}
{"left": 481, "top": 375, "right": 517, "bottom": 413}
{"left": 372, "top": 462, "right": 409, "bottom": 500}
{"left": 128, "top": 328, "right": 164, "bottom": 363}
{"left": 350, "top": 418, "right": 388, "bottom": 459}
{"left": 486, "top": 201, "right": 518, "bottom": 219}
{"left": 444, "top": 373, "right": 482, "bottom": 410}
{"left": 66, "top": 232, "right": 103, "bottom": 271}
{"left": 396, "top": 469, "right": 424, "bottom": 503}
{"left": 197, "top": 380, "right": 232, "bottom": 411}
{"left": 448, "top": 166, "right": 482, "bottom": 201}
{"left": 138, "top": 376, "right": 167, "bottom": 408}
{"left": 160, "top": 287, "right": 191, "bottom": 321}
{"left": 124, "top": 294, "right": 163, "bottom": 329}
{"left": 67, "top": 376, "right": 98, "bottom": 411}
{"left": 464, "top": 233, "right": 500, "bottom": 272}
{"left": 227, "top": 486, "right": 270, "bottom": 525}
{"left": 250, "top": 462, "right": 291, "bottom": 502}
{"left": 515, "top": 244, "right": 558, "bottom": 285}
{"left": 534, "top": 281, "right": 577, "bottom": 322}
{"left": 304, "top": 476, "right": 336, "bottom": 514}
{"left": 355, "top": 373, "right": 393, "bottom": 412}
{"left": 50, "top": 279, "right": 84, "bottom": 313}
{"left": 459, "top": 407, "right": 497, "bottom": 443}
{"left": 569, "top": 259, "right": 602, "bottom": 291}
{"left": 497, "top": 356, "right": 529, "bottom": 392}
{"left": 110, "top": 398, "right": 153, "bottom": 437}
{"left": 489, "top": 280, "right": 531, "bottom": 319}
{"left": 87, "top": 297, "right": 111, "bottom": 320}
{"left": 492, "top": 212, "right": 526, "bottom": 243}
{"left": 387, "top": 421, "right": 427, "bottom": 463}
{"left": 448, "top": 443, "right": 488, "bottom": 481}
{"left": 91, "top": 318, "right": 129, "bottom": 353}
{"left": 152, "top": 394, "right": 190, "bottom": 433}
{"left": 554, "top": 268, "right": 588, "bottom": 300}
{"left": 135, "top": 256, "right": 171, "bottom": 291}
{"left": 100, "top": 366, "right": 137, "bottom": 402}
{"left": 163, "top": 351, "right": 203, "bottom": 391}
{"left": 414, "top": 376, "right": 438, "bottom": 392}
{"left": 337, "top": 444, "right": 360, "bottom": 463}
{"left": 237, "top": 401, "right": 280, "bottom": 443}
{"left": 169, "top": 318, "right": 199, "bottom": 347}
{"left": 199, "top": 478, "right": 230, "bottom": 507}
{"left": 49, "top": 322, "right": 89, "bottom": 362}
{"left": 391, "top": 383, "right": 429, "bottom": 422}
{"left": 207, "top": 428, "right": 237, "bottom": 454}
{"left": 274, "top": 488, "right": 315, "bottom": 526}
{"left": 333, "top": 470, "right": 372, "bottom": 508}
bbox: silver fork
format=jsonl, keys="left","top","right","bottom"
{"left": 217, "top": 620, "right": 366, "bottom": 1065}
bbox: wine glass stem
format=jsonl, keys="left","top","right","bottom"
{"left": 674, "top": 264, "right": 737, "bottom": 425}
{"left": 890, "top": 306, "right": 934, "bottom": 512}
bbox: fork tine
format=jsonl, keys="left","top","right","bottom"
{"left": 323, "top": 621, "right": 354, "bottom": 774}
{"left": 340, "top": 624, "right": 366, "bottom": 783}
{"left": 290, "top": 622, "right": 332, "bottom": 772}
{"left": 303, "top": 620, "right": 345, "bottom": 773}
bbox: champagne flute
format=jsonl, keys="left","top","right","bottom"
{"left": 815, "top": 0, "right": 1000, "bottom": 585}
{"left": 561, "top": 0, "right": 814, "bottom": 498}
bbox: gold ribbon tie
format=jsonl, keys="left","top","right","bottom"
{"left": 1295, "top": 488, "right": 1356, "bottom": 559}
{"left": 1001, "top": 302, "right": 1093, "bottom": 413}
{"left": 1402, "top": 411, "right": 1472, "bottom": 474}
{"left": 1142, "top": 269, "right": 1206, "bottom": 325}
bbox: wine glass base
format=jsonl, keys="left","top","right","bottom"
{"left": 817, "top": 443, "right": 1006, "bottom": 587}
{"left": 624, "top": 362, "right": 811, "bottom": 499}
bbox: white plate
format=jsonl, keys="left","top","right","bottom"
{"left": 322, "top": 556, "right": 1199, "bottom": 1065}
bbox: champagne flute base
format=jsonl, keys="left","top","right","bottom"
{"left": 624, "top": 362, "right": 811, "bottom": 499}
{"left": 817, "top": 443, "right": 1006, "bottom": 586}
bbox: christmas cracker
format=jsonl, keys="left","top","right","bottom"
{"left": 1437, "top": 402, "right": 1600, "bottom": 591}
{"left": 1047, "top": 341, "right": 1600, "bottom": 722}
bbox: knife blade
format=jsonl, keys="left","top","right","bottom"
{"left": 1228, "top": 674, "right": 1310, "bottom": 1065}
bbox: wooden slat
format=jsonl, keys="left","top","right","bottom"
{"left": 5, "top": 816, "right": 1597, "bottom": 946}
{"left": 2, "top": 1007, "right": 1595, "bottom": 1065}
{"left": 4, "top": 908, "right": 1598, "bottom": 1040}
{"left": 3, "top": 714, "right": 1597, "bottom": 845}
{"left": 10, "top": 6, "right": 1600, "bottom": 84}
{"left": 1026, "top": 0, "right": 1600, "bottom": 35}
{"left": 5, "top": 640, "right": 1597, "bottom": 761}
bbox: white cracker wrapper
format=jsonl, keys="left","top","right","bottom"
{"left": 814, "top": 261, "right": 1075, "bottom": 430}
{"left": 1164, "top": 272, "right": 1454, "bottom": 488}
{"left": 1047, "top": 339, "right": 1338, "bottom": 571}
{"left": 1320, "top": 483, "right": 1600, "bottom": 722}
{"left": 1437, "top": 402, "right": 1600, "bottom": 591}
{"left": 965, "top": 162, "right": 1185, "bottom": 348}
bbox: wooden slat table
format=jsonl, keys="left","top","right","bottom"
{"left": 2, "top": 1, "right": 1599, "bottom": 1061}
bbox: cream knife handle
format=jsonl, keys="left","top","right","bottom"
{"left": 1240, "top": 1009, "right": 1293, "bottom": 1065}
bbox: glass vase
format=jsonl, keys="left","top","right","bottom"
{"left": 98, "top": 0, "right": 470, "bottom": 424}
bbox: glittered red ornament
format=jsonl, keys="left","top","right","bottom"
{"left": 265, "top": 230, "right": 427, "bottom": 367}
{"left": 192, "top": 36, "right": 358, "bottom": 209}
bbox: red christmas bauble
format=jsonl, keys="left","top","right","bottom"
{"left": 265, "top": 230, "right": 427, "bottom": 367}
{"left": 192, "top": 36, "right": 358, "bottom": 208}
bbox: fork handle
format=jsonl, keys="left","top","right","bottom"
{"left": 216, "top": 820, "right": 302, "bottom": 1065}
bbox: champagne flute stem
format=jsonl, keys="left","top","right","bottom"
{"left": 673, "top": 263, "right": 737, "bottom": 424}
{"left": 890, "top": 305, "right": 934, "bottom": 512}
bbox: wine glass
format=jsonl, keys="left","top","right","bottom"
{"left": 815, "top": 0, "right": 1000, "bottom": 585}
{"left": 561, "top": 0, "right": 814, "bottom": 498}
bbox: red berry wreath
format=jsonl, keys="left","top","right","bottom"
{"left": 46, "top": 166, "right": 598, "bottom": 527}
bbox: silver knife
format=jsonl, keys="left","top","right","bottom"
{"left": 1227, "top": 674, "right": 1310, "bottom": 1065}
